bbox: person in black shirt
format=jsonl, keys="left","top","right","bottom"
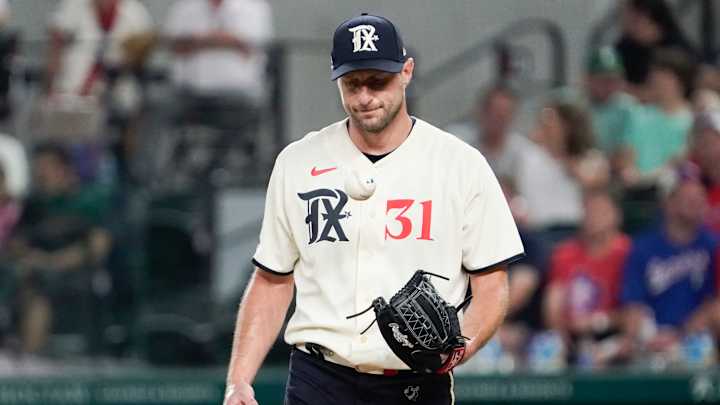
{"left": 614, "top": 0, "right": 696, "bottom": 101}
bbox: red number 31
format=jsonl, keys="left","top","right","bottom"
{"left": 385, "top": 199, "right": 433, "bottom": 241}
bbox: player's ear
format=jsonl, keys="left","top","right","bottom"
{"left": 401, "top": 58, "right": 414, "bottom": 86}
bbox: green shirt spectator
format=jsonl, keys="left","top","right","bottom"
{"left": 623, "top": 104, "right": 692, "bottom": 174}
{"left": 586, "top": 46, "right": 639, "bottom": 156}
{"left": 615, "top": 47, "right": 697, "bottom": 185}
{"left": 22, "top": 182, "right": 111, "bottom": 229}
{"left": 9, "top": 143, "right": 114, "bottom": 353}
{"left": 591, "top": 92, "right": 638, "bottom": 155}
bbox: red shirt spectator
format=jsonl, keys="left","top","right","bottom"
{"left": 544, "top": 191, "right": 631, "bottom": 347}
{"left": 706, "top": 187, "right": 720, "bottom": 233}
{"left": 717, "top": 245, "right": 720, "bottom": 293}
{"left": 688, "top": 110, "right": 720, "bottom": 233}
{"left": 549, "top": 234, "right": 631, "bottom": 322}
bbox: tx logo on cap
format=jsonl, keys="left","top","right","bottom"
{"left": 330, "top": 13, "right": 407, "bottom": 80}
{"left": 349, "top": 25, "right": 379, "bottom": 52}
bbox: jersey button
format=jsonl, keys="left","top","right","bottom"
{"left": 360, "top": 336, "right": 368, "bottom": 344}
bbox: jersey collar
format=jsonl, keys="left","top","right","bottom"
{"left": 328, "top": 116, "right": 425, "bottom": 173}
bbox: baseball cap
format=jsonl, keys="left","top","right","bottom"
{"left": 586, "top": 46, "right": 623, "bottom": 75}
{"left": 330, "top": 13, "right": 407, "bottom": 81}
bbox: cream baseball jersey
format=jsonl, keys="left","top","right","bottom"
{"left": 252, "top": 118, "right": 524, "bottom": 371}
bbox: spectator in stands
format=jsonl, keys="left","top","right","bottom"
{"left": 0, "top": 151, "right": 17, "bottom": 343}
{"left": 544, "top": 191, "right": 631, "bottom": 367}
{"left": 0, "top": 0, "right": 27, "bottom": 201}
{"left": 689, "top": 110, "right": 720, "bottom": 233}
{"left": 498, "top": 230, "right": 545, "bottom": 365}
{"left": 616, "top": 48, "right": 695, "bottom": 187}
{"left": 464, "top": 85, "right": 535, "bottom": 184}
{"left": 9, "top": 144, "right": 112, "bottom": 353}
{"left": 712, "top": 264, "right": 720, "bottom": 340}
{"left": 46, "top": 0, "right": 153, "bottom": 98}
{"left": 45, "top": 0, "right": 154, "bottom": 183}
{"left": 0, "top": 15, "right": 28, "bottom": 202}
{"left": 0, "top": 162, "right": 19, "bottom": 345}
{"left": 0, "top": 166, "right": 19, "bottom": 250}
{"left": 496, "top": 180, "right": 547, "bottom": 367}
{"left": 584, "top": 46, "right": 638, "bottom": 161}
{"left": 693, "top": 89, "right": 720, "bottom": 114}
{"left": 689, "top": 113, "right": 720, "bottom": 347}
{"left": 695, "top": 66, "right": 720, "bottom": 110}
{"left": 0, "top": 0, "right": 8, "bottom": 27}
{"left": 456, "top": 179, "right": 546, "bottom": 373}
{"left": 163, "top": 0, "right": 273, "bottom": 164}
{"left": 0, "top": 0, "right": 16, "bottom": 125}
{"left": 621, "top": 162, "right": 717, "bottom": 362}
{"left": 0, "top": 133, "right": 29, "bottom": 203}
{"left": 515, "top": 101, "right": 609, "bottom": 234}
{"left": 713, "top": 269, "right": 720, "bottom": 345}
{"left": 615, "top": 0, "right": 696, "bottom": 101}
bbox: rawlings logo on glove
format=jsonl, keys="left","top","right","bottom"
{"left": 347, "top": 270, "right": 471, "bottom": 374}
{"left": 389, "top": 323, "right": 414, "bottom": 348}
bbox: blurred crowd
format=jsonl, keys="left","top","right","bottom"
{"left": 0, "top": 0, "right": 716, "bottom": 374}
{"left": 456, "top": 0, "right": 720, "bottom": 374}
{"left": 0, "top": 0, "right": 273, "bottom": 360}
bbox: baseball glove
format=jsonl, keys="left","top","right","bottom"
{"left": 347, "top": 270, "right": 471, "bottom": 374}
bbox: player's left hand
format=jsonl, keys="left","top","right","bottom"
{"left": 348, "top": 270, "right": 469, "bottom": 374}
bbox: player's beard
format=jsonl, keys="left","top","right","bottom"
{"left": 350, "top": 96, "right": 403, "bottom": 134}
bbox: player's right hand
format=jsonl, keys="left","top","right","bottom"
{"left": 223, "top": 382, "right": 258, "bottom": 405}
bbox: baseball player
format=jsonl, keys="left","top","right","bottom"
{"left": 224, "top": 14, "right": 524, "bottom": 405}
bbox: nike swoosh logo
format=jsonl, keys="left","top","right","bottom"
{"left": 311, "top": 166, "right": 337, "bottom": 176}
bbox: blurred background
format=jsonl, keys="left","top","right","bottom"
{"left": 0, "top": 0, "right": 718, "bottom": 403}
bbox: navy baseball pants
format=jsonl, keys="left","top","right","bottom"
{"left": 284, "top": 347, "right": 454, "bottom": 405}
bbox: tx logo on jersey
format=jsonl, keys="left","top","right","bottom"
{"left": 298, "top": 189, "right": 350, "bottom": 244}
{"left": 349, "top": 24, "right": 379, "bottom": 52}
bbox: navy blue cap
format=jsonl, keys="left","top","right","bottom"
{"left": 331, "top": 13, "right": 407, "bottom": 81}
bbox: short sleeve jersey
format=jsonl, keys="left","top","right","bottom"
{"left": 621, "top": 226, "right": 717, "bottom": 327}
{"left": 252, "top": 118, "right": 524, "bottom": 371}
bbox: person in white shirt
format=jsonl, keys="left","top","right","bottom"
{"left": 46, "top": 0, "right": 153, "bottom": 97}
{"left": 165, "top": 0, "right": 272, "bottom": 103}
{"left": 0, "top": 0, "right": 25, "bottom": 198}
{"left": 447, "top": 84, "right": 536, "bottom": 186}
{"left": 223, "top": 14, "right": 524, "bottom": 405}
{"left": 517, "top": 101, "right": 610, "bottom": 232}
{"left": 0, "top": 133, "right": 28, "bottom": 199}
{"left": 44, "top": 0, "right": 154, "bottom": 183}
{"left": 163, "top": 0, "right": 273, "bottom": 167}
{"left": 0, "top": 0, "right": 9, "bottom": 27}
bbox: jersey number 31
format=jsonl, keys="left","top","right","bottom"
{"left": 385, "top": 199, "right": 433, "bottom": 241}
